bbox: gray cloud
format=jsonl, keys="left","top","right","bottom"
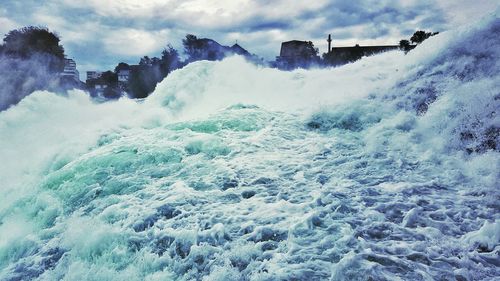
{"left": 0, "top": 0, "right": 495, "bottom": 74}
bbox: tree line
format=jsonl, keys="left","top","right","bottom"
{"left": 0, "top": 26, "right": 439, "bottom": 110}
{"left": 87, "top": 44, "right": 183, "bottom": 99}
{"left": 86, "top": 34, "right": 263, "bottom": 100}
{"left": 0, "top": 26, "right": 73, "bottom": 111}
{"left": 0, "top": 27, "right": 262, "bottom": 109}
{"left": 399, "top": 30, "right": 439, "bottom": 52}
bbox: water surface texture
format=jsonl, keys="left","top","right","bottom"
{"left": 0, "top": 15, "right": 499, "bottom": 281}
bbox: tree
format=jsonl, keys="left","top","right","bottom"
{"left": 127, "top": 56, "right": 163, "bottom": 99}
{"left": 182, "top": 34, "right": 200, "bottom": 62}
{"left": 99, "top": 71, "right": 121, "bottom": 99}
{"left": 160, "top": 45, "right": 181, "bottom": 76}
{"left": 114, "top": 62, "right": 130, "bottom": 73}
{"left": 2, "top": 26, "right": 65, "bottom": 72}
{"left": 139, "top": 56, "right": 152, "bottom": 66}
{"left": 182, "top": 34, "right": 226, "bottom": 62}
{"left": 399, "top": 39, "right": 411, "bottom": 52}
{"left": 0, "top": 26, "right": 68, "bottom": 110}
{"left": 124, "top": 43, "right": 183, "bottom": 100}
{"left": 410, "top": 30, "right": 438, "bottom": 45}
{"left": 301, "top": 41, "right": 319, "bottom": 60}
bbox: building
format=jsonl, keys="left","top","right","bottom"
{"left": 230, "top": 43, "right": 251, "bottom": 56}
{"left": 86, "top": 71, "right": 102, "bottom": 80}
{"left": 323, "top": 34, "right": 399, "bottom": 66}
{"left": 117, "top": 69, "right": 130, "bottom": 82}
{"left": 94, "top": 84, "right": 108, "bottom": 90}
{"left": 275, "top": 40, "right": 320, "bottom": 69}
{"left": 60, "top": 58, "right": 80, "bottom": 82}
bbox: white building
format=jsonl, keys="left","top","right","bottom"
{"left": 118, "top": 69, "right": 130, "bottom": 82}
{"left": 86, "top": 71, "right": 102, "bottom": 80}
{"left": 61, "top": 58, "right": 80, "bottom": 82}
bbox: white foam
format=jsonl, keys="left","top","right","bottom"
{"left": 0, "top": 11, "right": 499, "bottom": 281}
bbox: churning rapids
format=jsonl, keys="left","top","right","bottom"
{"left": 1, "top": 15, "right": 499, "bottom": 281}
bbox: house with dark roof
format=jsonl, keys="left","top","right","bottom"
{"left": 184, "top": 37, "right": 258, "bottom": 62}
{"left": 323, "top": 34, "right": 399, "bottom": 66}
{"left": 230, "top": 43, "right": 251, "bottom": 56}
{"left": 274, "top": 35, "right": 402, "bottom": 69}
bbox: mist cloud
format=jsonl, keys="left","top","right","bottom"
{"left": 0, "top": 54, "right": 62, "bottom": 111}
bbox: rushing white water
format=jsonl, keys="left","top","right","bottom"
{"left": 0, "top": 14, "right": 499, "bottom": 281}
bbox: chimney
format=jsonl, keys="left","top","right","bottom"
{"left": 327, "top": 34, "right": 332, "bottom": 53}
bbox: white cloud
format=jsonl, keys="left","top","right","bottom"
{"left": 437, "top": 0, "right": 498, "bottom": 27}
{"left": 30, "top": 9, "right": 101, "bottom": 47}
{"left": 56, "top": 0, "right": 331, "bottom": 30}
{"left": 0, "top": 17, "right": 18, "bottom": 35}
{"left": 170, "top": 0, "right": 331, "bottom": 29}
{"left": 32, "top": 11, "right": 66, "bottom": 30}
{"left": 102, "top": 28, "right": 171, "bottom": 56}
{"left": 2, "top": 0, "right": 496, "bottom": 71}
{"left": 58, "top": 0, "right": 163, "bottom": 17}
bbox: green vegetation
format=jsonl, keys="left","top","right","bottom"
{"left": 0, "top": 25, "right": 442, "bottom": 108}
{"left": 399, "top": 30, "right": 439, "bottom": 53}
{"left": 91, "top": 35, "right": 258, "bottom": 99}
{"left": 410, "top": 30, "right": 439, "bottom": 44}
{"left": 0, "top": 26, "right": 70, "bottom": 110}
{"left": 2, "top": 26, "right": 65, "bottom": 72}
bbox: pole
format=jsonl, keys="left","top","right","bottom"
{"left": 327, "top": 34, "right": 332, "bottom": 53}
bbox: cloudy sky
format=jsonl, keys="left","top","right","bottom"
{"left": 0, "top": 0, "right": 497, "bottom": 77}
